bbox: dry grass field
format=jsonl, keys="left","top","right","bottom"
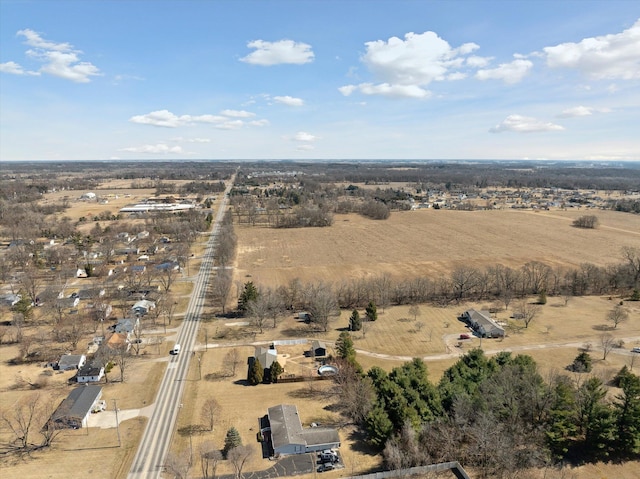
{"left": 233, "top": 209, "right": 640, "bottom": 286}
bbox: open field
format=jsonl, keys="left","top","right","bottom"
{"left": 233, "top": 209, "right": 640, "bottom": 287}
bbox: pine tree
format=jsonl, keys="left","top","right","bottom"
{"left": 238, "top": 281, "right": 259, "bottom": 312}
{"left": 269, "top": 361, "right": 284, "bottom": 384}
{"left": 365, "top": 301, "right": 378, "bottom": 321}
{"left": 336, "top": 332, "right": 355, "bottom": 361}
{"left": 248, "top": 358, "right": 263, "bottom": 385}
{"left": 613, "top": 370, "right": 640, "bottom": 457}
{"left": 223, "top": 426, "right": 242, "bottom": 458}
{"left": 349, "top": 310, "right": 362, "bottom": 331}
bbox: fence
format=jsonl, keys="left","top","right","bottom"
{"left": 344, "top": 461, "right": 471, "bottom": 479}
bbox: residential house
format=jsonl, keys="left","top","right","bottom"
{"left": 76, "top": 363, "right": 105, "bottom": 383}
{"left": 76, "top": 268, "right": 88, "bottom": 278}
{"left": 113, "top": 317, "right": 139, "bottom": 334}
{"left": 265, "top": 404, "right": 340, "bottom": 457}
{"left": 461, "top": 309, "right": 505, "bottom": 338}
{"left": 57, "top": 354, "right": 87, "bottom": 371}
{"left": 131, "top": 299, "right": 155, "bottom": 316}
{"left": 57, "top": 296, "right": 80, "bottom": 310}
{"left": 155, "top": 261, "right": 180, "bottom": 272}
{"left": 1, "top": 293, "right": 21, "bottom": 307}
{"left": 77, "top": 288, "right": 106, "bottom": 300}
{"left": 50, "top": 385, "right": 102, "bottom": 429}
{"left": 105, "top": 332, "right": 130, "bottom": 351}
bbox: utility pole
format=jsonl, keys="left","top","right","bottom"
{"left": 113, "top": 399, "right": 121, "bottom": 447}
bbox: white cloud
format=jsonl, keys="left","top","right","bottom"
{"left": 339, "top": 31, "right": 484, "bottom": 98}
{"left": 171, "top": 137, "right": 211, "bottom": 143}
{"left": 296, "top": 144, "right": 315, "bottom": 151}
{"left": 8, "top": 29, "right": 102, "bottom": 83}
{"left": 129, "top": 110, "right": 226, "bottom": 127}
{"left": 240, "top": 39, "right": 314, "bottom": 66}
{"left": 476, "top": 58, "right": 533, "bottom": 84}
{"left": 557, "top": 106, "right": 611, "bottom": 118}
{"left": 294, "top": 131, "right": 320, "bottom": 142}
{"left": 490, "top": 114, "right": 565, "bottom": 133}
{"left": 274, "top": 95, "right": 304, "bottom": 106}
{"left": 543, "top": 18, "right": 640, "bottom": 80}
{"left": 339, "top": 82, "right": 431, "bottom": 99}
{"left": 0, "top": 61, "right": 39, "bottom": 76}
{"left": 466, "top": 55, "right": 493, "bottom": 68}
{"left": 215, "top": 120, "right": 244, "bottom": 130}
{"left": 249, "top": 119, "right": 270, "bottom": 127}
{"left": 119, "top": 144, "right": 183, "bottom": 154}
{"left": 220, "top": 109, "right": 255, "bottom": 118}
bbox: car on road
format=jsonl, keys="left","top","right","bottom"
{"left": 631, "top": 347, "right": 640, "bottom": 353}
{"left": 170, "top": 344, "right": 181, "bottom": 355}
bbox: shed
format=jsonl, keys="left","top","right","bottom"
{"left": 310, "top": 340, "right": 327, "bottom": 358}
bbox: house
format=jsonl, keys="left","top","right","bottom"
{"left": 131, "top": 299, "right": 155, "bottom": 316}
{"left": 57, "top": 354, "right": 87, "bottom": 371}
{"left": 105, "top": 332, "right": 130, "bottom": 351}
{"left": 310, "top": 340, "right": 327, "bottom": 358}
{"left": 50, "top": 385, "right": 102, "bottom": 428}
{"left": 255, "top": 346, "right": 278, "bottom": 369}
{"left": 130, "top": 264, "right": 146, "bottom": 274}
{"left": 57, "top": 297, "right": 80, "bottom": 310}
{"left": 77, "top": 288, "right": 106, "bottom": 300}
{"left": 155, "top": 261, "right": 180, "bottom": 272}
{"left": 80, "top": 192, "right": 96, "bottom": 201}
{"left": 265, "top": 404, "right": 340, "bottom": 457}
{"left": 76, "top": 363, "right": 105, "bottom": 383}
{"left": 461, "top": 309, "right": 505, "bottom": 338}
{"left": 114, "top": 317, "right": 139, "bottom": 334}
{"left": 136, "top": 231, "right": 150, "bottom": 239}
{"left": 76, "top": 268, "right": 88, "bottom": 278}
{"left": 1, "top": 293, "right": 21, "bottom": 307}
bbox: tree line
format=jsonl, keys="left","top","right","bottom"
{"left": 332, "top": 345, "right": 640, "bottom": 478}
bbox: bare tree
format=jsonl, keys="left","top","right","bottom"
{"left": 157, "top": 264, "right": 179, "bottom": 293}
{"left": 408, "top": 304, "right": 421, "bottom": 321}
{"left": 606, "top": 304, "right": 629, "bottom": 329}
{"left": 332, "top": 359, "right": 375, "bottom": 424}
{"left": 600, "top": 333, "right": 616, "bottom": 360}
{"left": 1, "top": 393, "right": 40, "bottom": 450}
{"left": 223, "top": 349, "right": 242, "bottom": 377}
{"left": 246, "top": 295, "right": 269, "bottom": 334}
{"left": 227, "top": 444, "right": 254, "bottom": 479}
{"left": 165, "top": 450, "right": 191, "bottom": 479}
{"left": 200, "top": 441, "right": 222, "bottom": 479}
{"left": 201, "top": 398, "right": 221, "bottom": 431}
{"left": 19, "top": 266, "right": 42, "bottom": 306}
{"left": 515, "top": 300, "right": 541, "bottom": 329}
{"left": 306, "top": 282, "right": 340, "bottom": 332}
{"left": 113, "top": 343, "right": 132, "bottom": 382}
{"left": 451, "top": 266, "right": 480, "bottom": 302}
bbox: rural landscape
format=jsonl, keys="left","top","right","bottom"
{"left": 0, "top": 160, "right": 639, "bottom": 479}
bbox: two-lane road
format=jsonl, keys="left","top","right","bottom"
{"left": 128, "top": 177, "right": 234, "bottom": 479}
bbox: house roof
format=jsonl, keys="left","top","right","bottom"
{"left": 53, "top": 385, "right": 102, "bottom": 421}
{"left": 268, "top": 404, "right": 340, "bottom": 451}
{"left": 255, "top": 346, "right": 277, "bottom": 369}
{"left": 58, "top": 354, "right": 85, "bottom": 369}
{"left": 107, "top": 333, "right": 128, "bottom": 347}
{"left": 465, "top": 309, "right": 504, "bottom": 333}
{"left": 77, "top": 364, "right": 104, "bottom": 377}
{"left": 311, "top": 340, "right": 326, "bottom": 350}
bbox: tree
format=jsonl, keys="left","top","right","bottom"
{"left": 200, "top": 442, "right": 222, "bottom": 479}
{"left": 515, "top": 300, "right": 541, "bottom": 328}
{"left": 269, "top": 361, "right": 284, "bottom": 384}
{"left": 606, "top": 304, "right": 629, "bottom": 329}
{"left": 223, "top": 348, "right": 242, "bottom": 377}
{"left": 227, "top": 444, "right": 254, "bottom": 479}
{"left": 570, "top": 351, "right": 593, "bottom": 372}
{"left": 113, "top": 343, "right": 131, "bottom": 382}
{"left": 201, "top": 398, "right": 221, "bottom": 431}
{"left": 336, "top": 332, "right": 356, "bottom": 362}
{"left": 248, "top": 358, "right": 263, "bottom": 385}
{"left": 306, "top": 282, "right": 340, "bottom": 332}
{"left": 223, "top": 426, "right": 242, "bottom": 458}
{"left": 332, "top": 358, "right": 374, "bottom": 424}
{"left": 349, "top": 310, "right": 361, "bottom": 331}
{"left": 408, "top": 304, "right": 421, "bottom": 321}
{"left": 576, "top": 377, "right": 615, "bottom": 459}
{"left": 238, "top": 281, "right": 259, "bottom": 312}
{"left": 365, "top": 300, "right": 378, "bottom": 322}
{"left": 613, "top": 369, "right": 640, "bottom": 457}
{"left": 365, "top": 404, "right": 394, "bottom": 447}
{"left": 573, "top": 215, "right": 599, "bottom": 229}
{"left": 600, "top": 333, "right": 616, "bottom": 360}
{"left": 537, "top": 289, "right": 547, "bottom": 305}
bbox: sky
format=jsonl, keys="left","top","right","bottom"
{"left": 1, "top": 0, "right": 640, "bottom": 162}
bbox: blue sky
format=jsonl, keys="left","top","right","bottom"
{"left": 1, "top": 0, "right": 639, "bottom": 161}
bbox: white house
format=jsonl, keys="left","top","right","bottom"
{"left": 57, "top": 354, "right": 87, "bottom": 371}
{"left": 131, "top": 299, "right": 155, "bottom": 316}
{"left": 77, "top": 364, "right": 105, "bottom": 383}
{"left": 461, "top": 309, "right": 505, "bottom": 338}
{"left": 51, "top": 385, "right": 102, "bottom": 428}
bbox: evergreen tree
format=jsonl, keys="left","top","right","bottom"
{"left": 248, "top": 358, "right": 263, "bottom": 385}
{"left": 613, "top": 370, "right": 640, "bottom": 457}
{"left": 336, "top": 331, "right": 356, "bottom": 361}
{"left": 238, "top": 281, "right": 259, "bottom": 312}
{"left": 269, "top": 360, "right": 284, "bottom": 384}
{"left": 546, "top": 377, "right": 578, "bottom": 459}
{"left": 578, "top": 377, "right": 615, "bottom": 459}
{"left": 570, "top": 351, "right": 593, "bottom": 372}
{"left": 365, "top": 301, "right": 378, "bottom": 321}
{"left": 349, "top": 309, "right": 362, "bottom": 331}
{"left": 365, "top": 404, "right": 394, "bottom": 447}
{"left": 223, "top": 426, "right": 242, "bottom": 458}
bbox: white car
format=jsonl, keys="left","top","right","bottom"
{"left": 631, "top": 347, "right": 640, "bottom": 353}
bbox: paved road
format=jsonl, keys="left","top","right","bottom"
{"left": 128, "top": 177, "right": 234, "bottom": 479}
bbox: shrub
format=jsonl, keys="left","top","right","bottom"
{"left": 569, "top": 351, "right": 593, "bottom": 372}
{"left": 572, "top": 215, "right": 599, "bottom": 229}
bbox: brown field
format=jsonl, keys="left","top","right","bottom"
{"left": 233, "top": 209, "right": 640, "bottom": 287}
{"left": 2, "top": 189, "right": 640, "bottom": 479}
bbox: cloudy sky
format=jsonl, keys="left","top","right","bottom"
{"left": 1, "top": 0, "right": 639, "bottom": 161}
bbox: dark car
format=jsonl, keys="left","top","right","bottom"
{"left": 318, "top": 463, "right": 335, "bottom": 473}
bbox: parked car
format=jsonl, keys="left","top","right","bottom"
{"left": 459, "top": 333, "right": 470, "bottom": 340}
{"left": 631, "top": 347, "right": 640, "bottom": 353}
{"left": 317, "top": 463, "right": 335, "bottom": 473}
{"left": 319, "top": 450, "right": 339, "bottom": 464}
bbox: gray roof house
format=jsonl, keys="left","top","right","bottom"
{"left": 51, "top": 385, "right": 102, "bottom": 429}
{"left": 267, "top": 404, "right": 340, "bottom": 457}
{"left": 462, "top": 309, "right": 505, "bottom": 338}
{"left": 131, "top": 299, "right": 155, "bottom": 315}
{"left": 76, "top": 363, "right": 105, "bottom": 383}
{"left": 58, "top": 354, "right": 87, "bottom": 371}
{"left": 255, "top": 346, "right": 278, "bottom": 369}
